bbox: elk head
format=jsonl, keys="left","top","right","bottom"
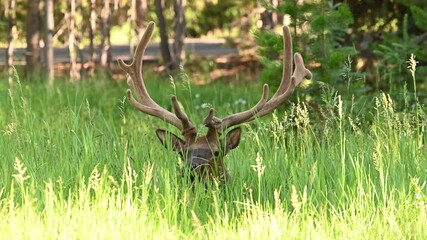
{"left": 118, "top": 21, "right": 312, "bottom": 182}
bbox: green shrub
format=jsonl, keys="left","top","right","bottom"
{"left": 256, "top": 0, "right": 357, "bottom": 92}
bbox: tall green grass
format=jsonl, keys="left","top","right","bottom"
{"left": 0, "top": 70, "right": 426, "bottom": 239}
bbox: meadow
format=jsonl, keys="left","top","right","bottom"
{"left": 0, "top": 68, "right": 426, "bottom": 239}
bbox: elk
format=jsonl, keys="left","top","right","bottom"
{"left": 118, "top": 21, "right": 312, "bottom": 183}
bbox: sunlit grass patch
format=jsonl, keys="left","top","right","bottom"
{"left": 0, "top": 68, "right": 426, "bottom": 238}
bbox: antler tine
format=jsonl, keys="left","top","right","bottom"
{"left": 204, "top": 84, "right": 269, "bottom": 133}
{"left": 273, "top": 25, "right": 293, "bottom": 98}
{"left": 252, "top": 26, "right": 312, "bottom": 118}
{"left": 118, "top": 21, "right": 196, "bottom": 137}
{"left": 118, "top": 22, "right": 155, "bottom": 104}
{"left": 171, "top": 96, "right": 197, "bottom": 139}
{"left": 255, "top": 57, "right": 312, "bottom": 117}
{"left": 293, "top": 53, "right": 312, "bottom": 86}
{"left": 204, "top": 25, "right": 312, "bottom": 135}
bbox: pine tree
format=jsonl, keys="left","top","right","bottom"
{"left": 256, "top": 0, "right": 355, "bottom": 91}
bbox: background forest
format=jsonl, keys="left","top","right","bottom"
{"left": 1, "top": 0, "right": 426, "bottom": 97}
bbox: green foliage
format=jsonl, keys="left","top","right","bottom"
{"left": 254, "top": 29, "right": 283, "bottom": 58}
{"left": 411, "top": 6, "right": 427, "bottom": 31}
{"left": 254, "top": 29, "right": 283, "bottom": 90}
{"left": 256, "top": 0, "right": 357, "bottom": 94}
{"left": 190, "top": 1, "right": 235, "bottom": 36}
{"left": 186, "top": 0, "right": 255, "bottom": 37}
{"left": 373, "top": 14, "right": 427, "bottom": 97}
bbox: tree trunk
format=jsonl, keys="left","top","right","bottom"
{"left": 100, "top": 0, "right": 112, "bottom": 77}
{"left": 129, "top": 0, "right": 136, "bottom": 56}
{"left": 88, "top": 0, "right": 97, "bottom": 77}
{"left": 172, "top": 0, "right": 186, "bottom": 68}
{"left": 26, "top": 0, "right": 41, "bottom": 79}
{"left": 76, "top": 1, "right": 85, "bottom": 79}
{"left": 270, "top": 0, "right": 278, "bottom": 28}
{"left": 155, "top": 0, "right": 172, "bottom": 73}
{"left": 45, "top": 0, "right": 55, "bottom": 84}
{"left": 67, "top": 0, "right": 80, "bottom": 81}
{"left": 6, "top": 0, "right": 17, "bottom": 85}
{"left": 259, "top": 0, "right": 277, "bottom": 29}
{"left": 135, "top": 0, "right": 147, "bottom": 40}
{"left": 130, "top": 0, "right": 147, "bottom": 56}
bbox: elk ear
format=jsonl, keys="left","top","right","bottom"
{"left": 225, "top": 127, "right": 241, "bottom": 151}
{"left": 156, "top": 129, "right": 185, "bottom": 152}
